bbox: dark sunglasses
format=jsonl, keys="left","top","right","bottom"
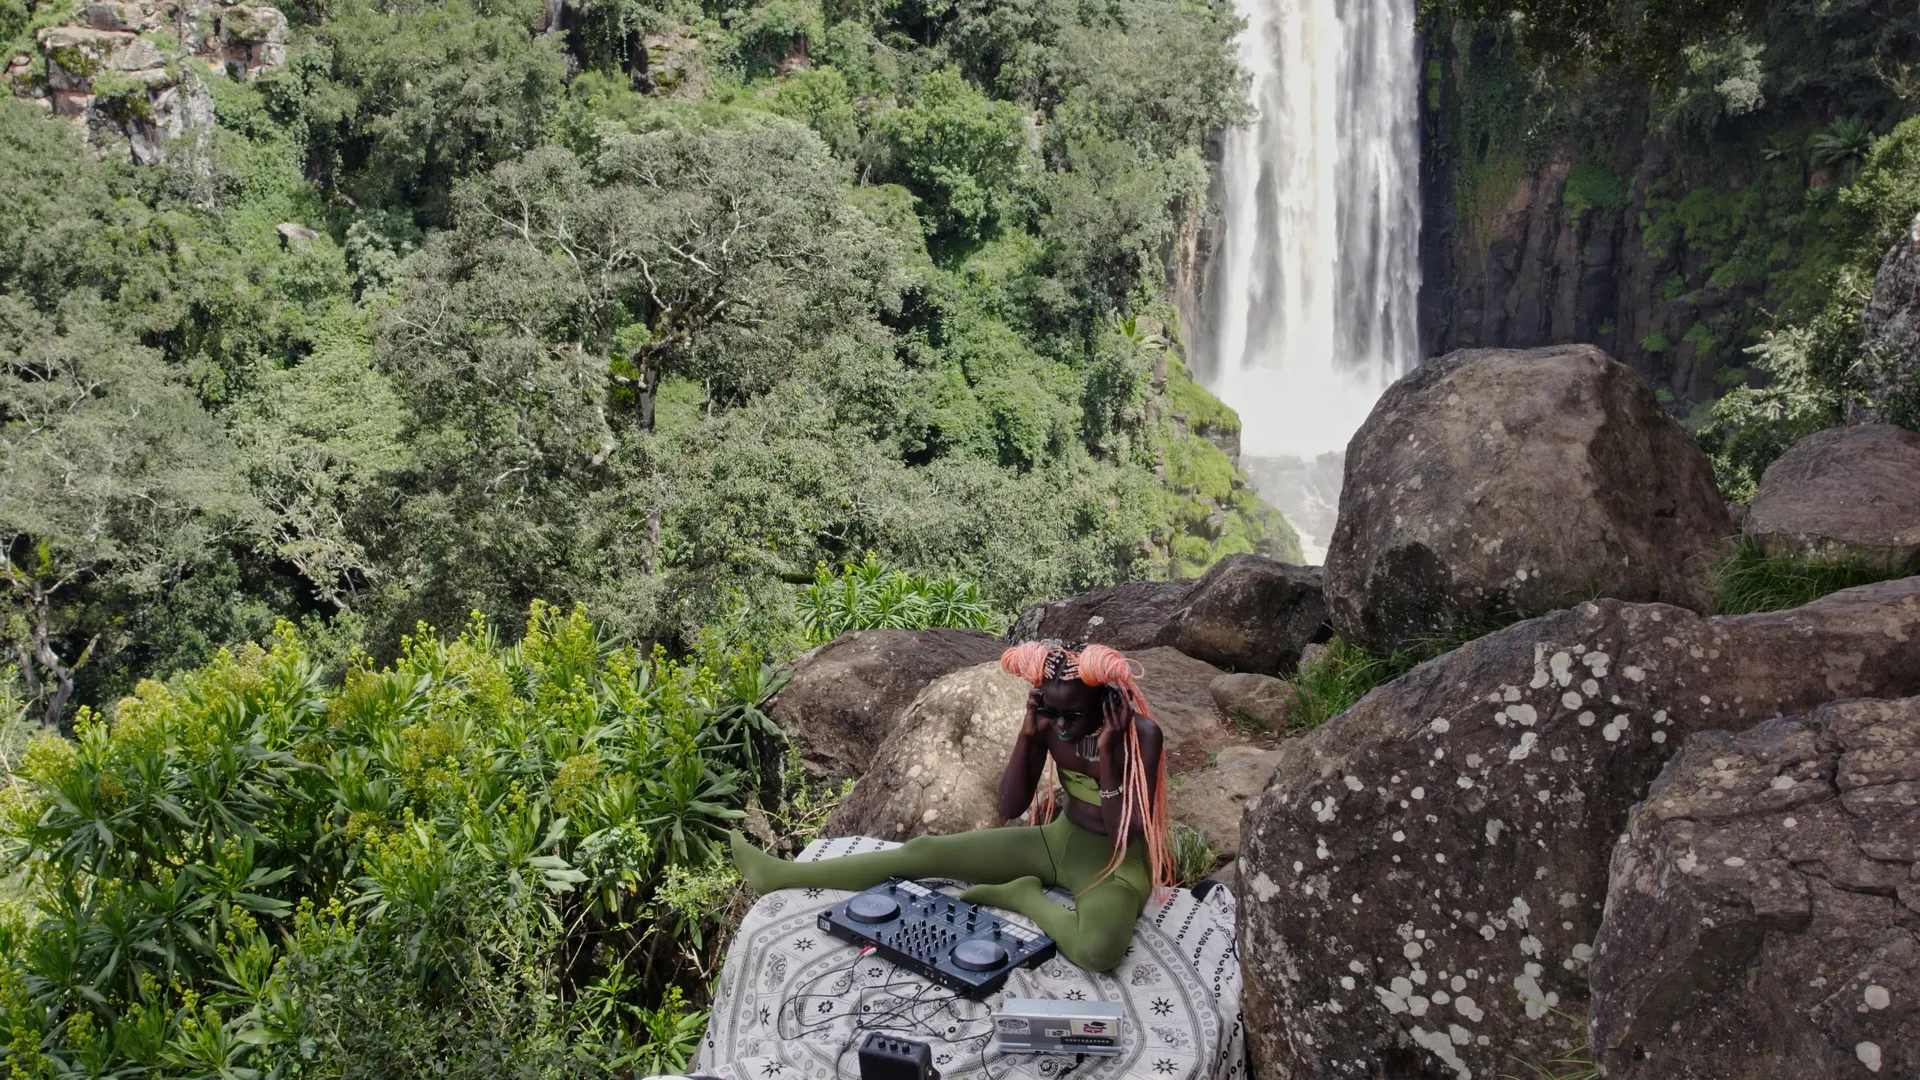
{"left": 1034, "top": 705, "right": 1091, "bottom": 724}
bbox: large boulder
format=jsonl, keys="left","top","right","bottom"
{"left": 1745, "top": 424, "right": 1920, "bottom": 570}
{"left": 1324, "top": 345, "right": 1734, "bottom": 654}
{"left": 824, "top": 647, "right": 1274, "bottom": 843}
{"left": 1009, "top": 554, "right": 1329, "bottom": 676}
{"left": 1235, "top": 576, "right": 1920, "bottom": 1080}
{"left": 766, "top": 628, "right": 1006, "bottom": 785}
{"left": 1855, "top": 210, "right": 1920, "bottom": 426}
{"left": 1589, "top": 697, "right": 1919, "bottom": 1079}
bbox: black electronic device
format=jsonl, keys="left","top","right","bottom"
{"left": 857, "top": 1033, "right": 940, "bottom": 1080}
{"left": 818, "top": 879, "right": 1057, "bottom": 998}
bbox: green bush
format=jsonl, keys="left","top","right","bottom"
{"left": 800, "top": 553, "right": 999, "bottom": 644}
{"left": 1714, "top": 536, "right": 1917, "bottom": 615}
{"left": 1287, "top": 639, "right": 1420, "bottom": 733}
{"left": 0, "top": 603, "right": 820, "bottom": 1078}
{"left": 1289, "top": 617, "right": 1527, "bottom": 732}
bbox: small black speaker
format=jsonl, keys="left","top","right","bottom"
{"left": 857, "top": 1032, "right": 940, "bottom": 1080}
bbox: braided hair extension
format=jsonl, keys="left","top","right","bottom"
{"left": 999, "top": 642, "right": 1174, "bottom": 898}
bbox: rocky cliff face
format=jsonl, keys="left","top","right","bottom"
{"left": 6, "top": 0, "right": 287, "bottom": 164}
{"left": 1417, "top": 33, "right": 1745, "bottom": 406}
{"left": 1415, "top": 10, "right": 1914, "bottom": 412}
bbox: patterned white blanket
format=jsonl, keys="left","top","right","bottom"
{"left": 693, "top": 836, "right": 1246, "bottom": 1080}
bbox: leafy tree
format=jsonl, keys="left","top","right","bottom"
{"left": 771, "top": 66, "right": 862, "bottom": 158}
{"left": 290, "top": 0, "right": 568, "bottom": 223}
{"left": 0, "top": 297, "right": 257, "bottom": 727}
{"left": 877, "top": 67, "right": 1029, "bottom": 240}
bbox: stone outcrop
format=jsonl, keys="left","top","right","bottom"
{"left": 1745, "top": 424, "right": 1920, "bottom": 570}
{"left": 1008, "top": 554, "right": 1329, "bottom": 676}
{"left": 1208, "top": 672, "right": 1293, "bottom": 733}
{"left": 824, "top": 647, "right": 1277, "bottom": 848}
{"left": 8, "top": 0, "right": 284, "bottom": 164}
{"left": 766, "top": 628, "right": 1006, "bottom": 785}
{"left": 1589, "top": 697, "right": 1919, "bottom": 1079}
{"left": 1235, "top": 577, "right": 1920, "bottom": 1080}
{"left": 1855, "top": 211, "right": 1920, "bottom": 427}
{"left": 1324, "top": 344, "right": 1733, "bottom": 654}
{"left": 1167, "top": 744, "right": 1282, "bottom": 862}
{"left": 635, "top": 31, "right": 705, "bottom": 98}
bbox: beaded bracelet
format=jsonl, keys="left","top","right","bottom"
{"left": 1098, "top": 786, "right": 1123, "bottom": 799}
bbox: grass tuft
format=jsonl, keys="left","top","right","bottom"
{"left": 1716, "top": 536, "right": 1915, "bottom": 615}
{"left": 1169, "top": 821, "right": 1221, "bottom": 887}
{"left": 1500, "top": 1007, "right": 1600, "bottom": 1080}
{"left": 1289, "top": 614, "right": 1529, "bottom": 734}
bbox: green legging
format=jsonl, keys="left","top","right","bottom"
{"left": 729, "top": 814, "right": 1148, "bottom": 972}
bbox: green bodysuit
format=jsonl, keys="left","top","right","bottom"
{"left": 729, "top": 770, "right": 1149, "bottom": 972}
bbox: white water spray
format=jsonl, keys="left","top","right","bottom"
{"left": 1206, "top": 0, "right": 1422, "bottom": 562}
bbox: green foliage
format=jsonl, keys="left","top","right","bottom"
{"left": 1657, "top": 32, "right": 1766, "bottom": 134}
{"left": 290, "top": 0, "right": 568, "bottom": 224}
{"left": 1808, "top": 115, "right": 1875, "bottom": 174}
{"left": 1715, "top": 536, "right": 1917, "bottom": 615}
{"left": 1289, "top": 616, "right": 1526, "bottom": 732}
{"left": 800, "top": 553, "right": 998, "bottom": 644}
{"left": 771, "top": 66, "right": 860, "bottom": 157}
{"left": 877, "top": 67, "right": 1029, "bottom": 241}
{"left": 0, "top": 605, "right": 783, "bottom": 1076}
{"left": 1287, "top": 639, "right": 1419, "bottom": 733}
{"left": 1561, "top": 164, "right": 1627, "bottom": 216}
{"left": 1167, "top": 821, "right": 1219, "bottom": 887}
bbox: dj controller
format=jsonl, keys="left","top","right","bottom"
{"left": 818, "top": 879, "right": 1057, "bottom": 997}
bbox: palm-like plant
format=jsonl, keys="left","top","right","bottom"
{"left": 1807, "top": 116, "right": 1874, "bottom": 173}
{"left": 799, "top": 552, "right": 999, "bottom": 644}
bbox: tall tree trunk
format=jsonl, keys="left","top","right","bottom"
{"left": 642, "top": 505, "right": 662, "bottom": 575}
{"left": 25, "top": 590, "right": 76, "bottom": 733}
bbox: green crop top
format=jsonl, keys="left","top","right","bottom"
{"left": 1058, "top": 768, "right": 1103, "bottom": 805}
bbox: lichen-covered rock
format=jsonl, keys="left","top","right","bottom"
{"left": 820, "top": 660, "right": 1031, "bottom": 841}
{"left": 218, "top": 4, "right": 285, "bottom": 43}
{"left": 824, "top": 647, "right": 1271, "bottom": 840}
{"left": 39, "top": 26, "right": 131, "bottom": 90}
{"left": 82, "top": 2, "right": 148, "bottom": 32}
{"left": 1589, "top": 697, "right": 1920, "bottom": 1080}
{"left": 1208, "top": 672, "right": 1293, "bottom": 733}
{"left": 1009, "top": 554, "right": 1330, "bottom": 676}
{"left": 1855, "top": 211, "right": 1920, "bottom": 427}
{"left": 766, "top": 628, "right": 1007, "bottom": 785}
{"left": 1236, "top": 576, "right": 1920, "bottom": 1080}
{"left": 1324, "top": 344, "right": 1734, "bottom": 654}
{"left": 1745, "top": 424, "right": 1920, "bottom": 570}
{"left": 635, "top": 31, "right": 706, "bottom": 98}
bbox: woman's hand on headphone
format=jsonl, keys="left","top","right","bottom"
{"left": 1022, "top": 687, "right": 1048, "bottom": 739}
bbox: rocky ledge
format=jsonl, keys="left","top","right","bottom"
{"left": 6, "top": 0, "right": 287, "bottom": 164}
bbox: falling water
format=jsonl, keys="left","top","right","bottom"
{"left": 1205, "top": 0, "right": 1422, "bottom": 563}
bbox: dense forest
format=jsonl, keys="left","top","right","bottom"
{"left": 1, "top": 0, "right": 1918, "bottom": 1072}
{"left": 1, "top": 0, "right": 1296, "bottom": 735}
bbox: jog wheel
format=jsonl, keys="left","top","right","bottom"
{"left": 847, "top": 894, "right": 901, "bottom": 924}
{"left": 951, "top": 938, "right": 1009, "bottom": 972}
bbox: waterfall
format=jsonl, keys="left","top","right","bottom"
{"left": 1205, "top": 0, "right": 1422, "bottom": 563}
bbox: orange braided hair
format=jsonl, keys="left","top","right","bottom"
{"left": 1000, "top": 642, "right": 1175, "bottom": 897}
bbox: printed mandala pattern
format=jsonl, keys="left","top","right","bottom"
{"left": 699, "top": 836, "right": 1247, "bottom": 1080}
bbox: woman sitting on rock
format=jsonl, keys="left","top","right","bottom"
{"left": 730, "top": 642, "right": 1173, "bottom": 972}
